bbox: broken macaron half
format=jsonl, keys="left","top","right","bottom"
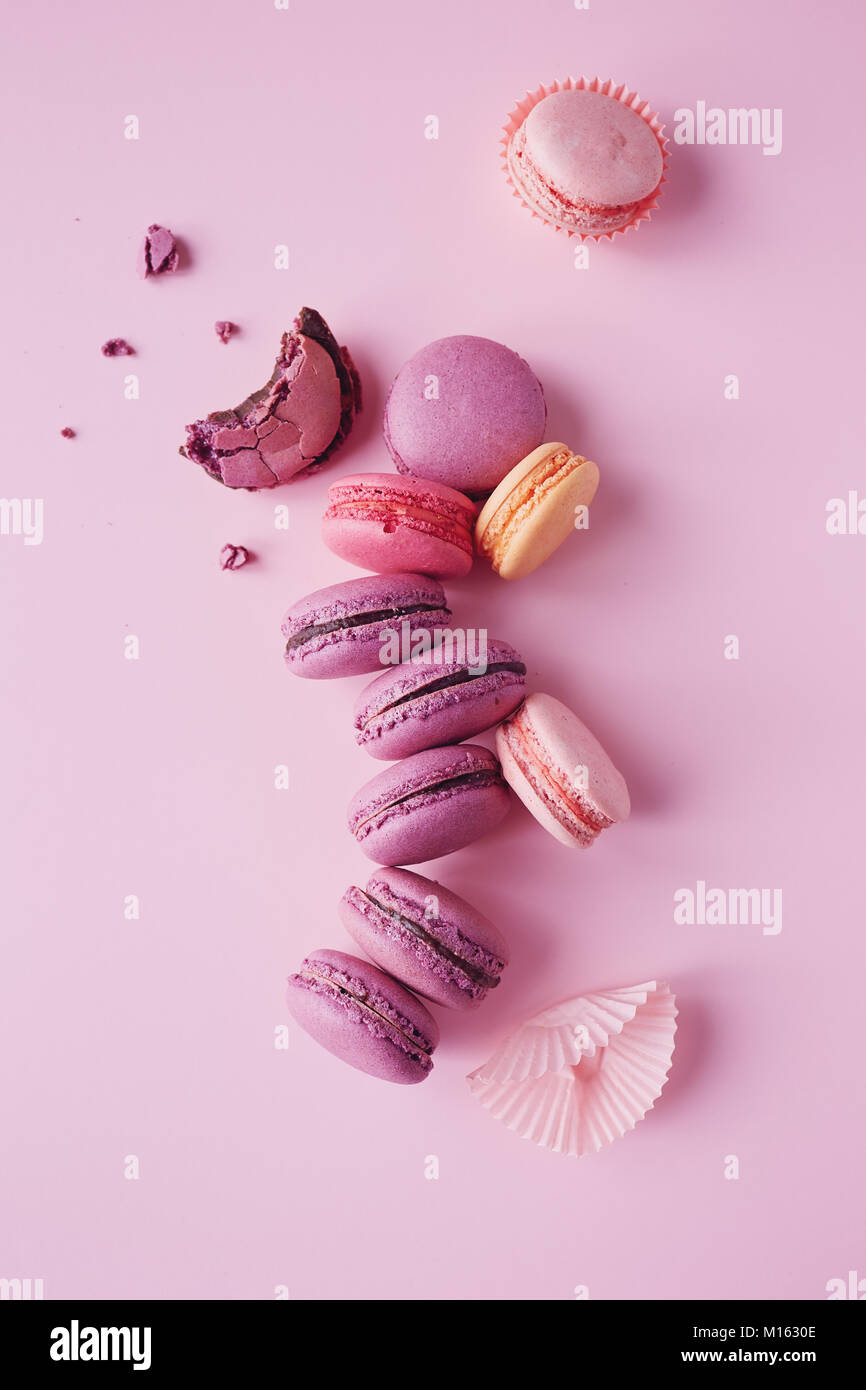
{"left": 180, "top": 307, "right": 361, "bottom": 489}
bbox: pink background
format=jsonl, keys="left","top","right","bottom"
{"left": 2, "top": 0, "right": 864, "bottom": 1301}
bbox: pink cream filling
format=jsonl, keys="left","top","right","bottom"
{"left": 326, "top": 494, "right": 474, "bottom": 554}
{"left": 503, "top": 712, "right": 613, "bottom": 844}
{"left": 508, "top": 124, "right": 655, "bottom": 233}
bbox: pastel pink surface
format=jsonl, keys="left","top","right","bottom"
{"left": 2, "top": 0, "right": 864, "bottom": 1304}
{"left": 322, "top": 472, "right": 476, "bottom": 579}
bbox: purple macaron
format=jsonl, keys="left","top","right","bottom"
{"left": 340, "top": 868, "right": 508, "bottom": 1010}
{"left": 384, "top": 335, "right": 547, "bottom": 497}
{"left": 348, "top": 743, "right": 511, "bottom": 865}
{"left": 286, "top": 948, "right": 439, "bottom": 1084}
{"left": 354, "top": 638, "right": 527, "bottom": 759}
{"left": 281, "top": 572, "right": 451, "bottom": 679}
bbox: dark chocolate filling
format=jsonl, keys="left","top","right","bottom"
{"left": 286, "top": 602, "right": 449, "bottom": 653}
{"left": 383, "top": 767, "right": 503, "bottom": 813}
{"left": 365, "top": 660, "right": 526, "bottom": 724}
{"left": 300, "top": 968, "right": 433, "bottom": 1055}
{"left": 359, "top": 890, "right": 502, "bottom": 990}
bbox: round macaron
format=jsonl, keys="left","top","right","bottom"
{"left": 281, "top": 573, "right": 451, "bottom": 679}
{"left": 384, "top": 335, "right": 546, "bottom": 497}
{"left": 348, "top": 744, "right": 511, "bottom": 865}
{"left": 496, "top": 693, "right": 630, "bottom": 847}
{"left": 322, "top": 473, "right": 477, "bottom": 579}
{"left": 506, "top": 87, "right": 664, "bottom": 237}
{"left": 286, "top": 948, "right": 439, "bottom": 1084}
{"left": 475, "top": 443, "right": 599, "bottom": 580}
{"left": 354, "top": 638, "right": 527, "bottom": 760}
{"left": 340, "top": 868, "right": 508, "bottom": 1010}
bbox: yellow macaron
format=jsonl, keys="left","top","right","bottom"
{"left": 475, "top": 443, "right": 600, "bottom": 579}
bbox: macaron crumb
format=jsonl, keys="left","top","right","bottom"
{"left": 60, "top": 427, "right": 76, "bottom": 439}
{"left": 137, "top": 224, "right": 179, "bottom": 279}
{"left": 214, "top": 321, "right": 238, "bottom": 345}
{"left": 101, "top": 338, "right": 135, "bottom": 357}
{"left": 219, "top": 543, "right": 252, "bottom": 570}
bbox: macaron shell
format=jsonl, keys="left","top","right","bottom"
{"left": 323, "top": 515, "right": 472, "bottom": 579}
{"left": 348, "top": 744, "right": 511, "bottom": 865}
{"left": 281, "top": 572, "right": 450, "bottom": 678}
{"left": 384, "top": 335, "right": 546, "bottom": 496}
{"left": 522, "top": 89, "right": 663, "bottom": 212}
{"left": 286, "top": 948, "right": 439, "bottom": 1084}
{"left": 353, "top": 638, "right": 527, "bottom": 759}
{"left": 340, "top": 868, "right": 508, "bottom": 1010}
{"left": 496, "top": 693, "right": 630, "bottom": 846}
{"left": 476, "top": 445, "right": 600, "bottom": 580}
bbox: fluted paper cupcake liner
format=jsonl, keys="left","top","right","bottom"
{"left": 467, "top": 981, "right": 677, "bottom": 1156}
{"left": 502, "top": 76, "right": 669, "bottom": 242}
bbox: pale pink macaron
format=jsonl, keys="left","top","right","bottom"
{"left": 506, "top": 84, "right": 665, "bottom": 237}
{"left": 322, "top": 472, "right": 477, "bottom": 579}
{"left": 496, "top": 693, "right": 630, "bottom": 847}
{"left": 475, "top": 443, "right": 599, "bottom": 580}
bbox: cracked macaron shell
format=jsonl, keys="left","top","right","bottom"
{"left": 286, "top": 948, "right": 439, "bottom": 1084}
{"left": 496, "top": 692, "right": 630, "bottom": 848}
{"left": 348, "top": 743, "right": 511, "bottom": 865}
{"left": 475, "top": 442, "right": 600, "bottom": 580}
{"left": 340, "top": 868, "right": 508, "bottom": 1010}
{"left": 322, "top": 472, "right": 477, "bottom": 579}
{"left": 281, "top": 573, "right": 451, "bottom": 679}
{"left": 353, "top": 637, "right": 527, "bottom": 759}
{"left": 384, "top": 335, "right": 547, "bottom": 497}
{"left": 180, "top": 307, "right": 361, "bottom": 489}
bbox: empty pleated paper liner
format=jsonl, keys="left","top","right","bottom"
{"left": 466, "top": 982, "right": 677, "bottom": 1156}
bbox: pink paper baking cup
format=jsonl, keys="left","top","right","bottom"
{"left": 467, "top": 981, "right": 677, "bottom": 1156}
{"left": 501, "top": 76, "right": 669, "bottom": 242}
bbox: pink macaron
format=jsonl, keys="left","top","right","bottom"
{"left": 322, "top": 473, "right": 477, "bottom": 579}
{"left": 340, "top": 868, "right": 508, "bottom": 1010}
{"left": 354, "top": 638, "right": 527, "bottom": 760}
{"left": 286, "top": 948, "right": 439, "bottom": 1084}
{"left": 348, "top": 744, "right": 511, "bottom": 865}
{"left": 281, "top": 572, "right": 451, "bottom": 679}
{"left": 384, "top": 336, "right": 547, "bottom": 497}
{"left": 496, "top": 693, "right": 630, "bottom": 847}
{"left": 506, "top": 86, "right": 665, "bottom": 237}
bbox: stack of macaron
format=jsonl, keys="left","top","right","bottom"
{"left": 286, "top": 868, "right": 510, "bottom": 1085}
{"left": 179, "top": 75, "right": 666, "bottom": 1099}
{"left": 281, "top": 563, "right": 630, "bottom": 1081}
{"left": 276, "top": 321, "right": 634, "bottom": 1084}
{"left": 280, "top": 571, "right": 522, "bottom": 863}
{"left": 321, "top": 333, "right": 601, "bottom": 582}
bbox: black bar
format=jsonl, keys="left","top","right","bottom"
{"left": 1, "top": 1298, "right": 862, "bottom": 1376}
